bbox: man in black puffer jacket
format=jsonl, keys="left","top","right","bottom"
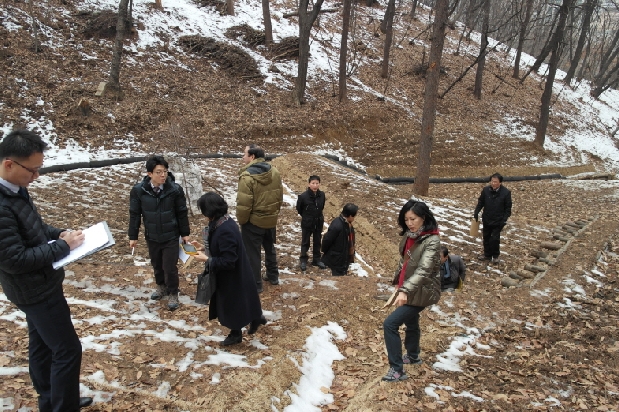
{"left": 128, "top": 155, "right": 190, "bottom": 311}
{"left": 322, "top": 203, "right": 358, "bottom": 276}
{"left": 473, "top": 172, "right": 512, "bottom": 263}
{"left": 296, "top": 175, "right": 326, "bottom": 271}
{"left": 0, "top": 129, "right": 92, "bottom": 411}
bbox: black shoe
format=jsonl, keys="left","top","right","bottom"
{"left": 248, "top": 315, "right": 267, "bottom": 334}
{"left": 478, "top": 254, "right": 491, "bottom": 261}
{"left": 80, "top": 397, "right": 93, "bottom": 408}
{"left": 257, "top": 284, "right": 263, "bottom": 293}
{"left": 222, "top": 330, "right": 242, "bottom": 346}
{"left": 300, "top": 261, "right": 307, "bottom": 271}
{"left": 313, "top": 261, "right": 326, "bottom": 269}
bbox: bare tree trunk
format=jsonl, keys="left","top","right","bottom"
{"left": 414, "top": 0, "right": 450, "bottom": 196}
{"left": 564, "top": 0, "right": 597, "bottom": 85}
{"left": 226, "top": 0, "right": 234, "bottom": 16}
{"left": 339, "top": 0, "right": 352, "bottom": 102}
{"left": 262, "top": 0, "right": 273, "bottom": 47}
{"left": 381, "top": 0, "right": 396, "bottom": 78}
{"left": 535, "top": 0, "right": 575, "bottom": 148}
{"left": 27, "top": 0, "right": 39, "bottom": 53}
{"left": 513, "top": 0, "right": 534, "bottom": 79}
{"left": 520, "top": 10, "right": 560, "bottom": 83}
{"left": 409, "top": 0, "right": 419, "bottom": 18}
{"left": 295, "top": 0, "right": 325, "bottom": 105}
{"left": 155, "top": 0, "right": 162, "bottom": 9}
{"left": 473, "top": 0, "right": 490, "bottom": 99}
{"left": 106, "top": 0, "right": 130, "bottom": 98}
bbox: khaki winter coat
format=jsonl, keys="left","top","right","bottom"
{"left": 236, "top": 158, "right": 283, "bottom": 229}
{"left": 394, "top": 233, "right": 442, "bottom": 307}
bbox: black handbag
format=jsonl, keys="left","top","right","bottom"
{"left": 195, "top": 263, "right": 216, "bottom": 305}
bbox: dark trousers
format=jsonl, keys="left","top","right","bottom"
{"left": 383, "top": 305, "right": 424, "bottom": 371}
{"left": 482, "top": 223, "right": 504, "bottom": 259}
{"left": 16, "top": 287, "right": 82, "bottom": 412}
{"left": 300, "top": 225, "right": 322, "bottom": 263}
{"left": 147, "top": 238, "right": 180, "bottom": 295}
{"left": 241, "top": 222, "right": 279, "bottom": 288}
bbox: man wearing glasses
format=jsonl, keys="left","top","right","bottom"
{"left": 128, "top": 155, "right": 190, "bottom": 311}
{"left": 0, "top": 129, "right": 93, "bottom": 410}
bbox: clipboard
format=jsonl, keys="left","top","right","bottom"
{"left": 52, "top": 221, "right": 115, "bottom": 269}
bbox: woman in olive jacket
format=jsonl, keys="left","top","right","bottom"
{"left": 382, "top": 200, "right": 441, "bottom": 382}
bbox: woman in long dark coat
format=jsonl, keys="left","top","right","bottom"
{"left": 192, "top": 192, "right": 266, "bottom": 346}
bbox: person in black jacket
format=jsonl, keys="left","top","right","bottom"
{"left": 296, "top": 175, "right": 326, "bottom": 271}
{"left": 129, "top": 155, "right": 190, "bottom": 311}
{"left": 321, "top": 203, "right": 358, "bottom": 276}
{"left": 0, "top": 129, "right": 93, "bottom": 411}
{"left": 473, "top": 173, "right": 512, "bottom": 264}
{"left": 440, "top": 246, "right": 466, "bottom": 291}
{"left": 192, "top": 192, "right": 266, "bottom": 346}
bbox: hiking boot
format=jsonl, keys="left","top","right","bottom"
{"left": 167, "top": 293, "right": 179, "bottom": 311}
{"left": 312, "top": 261, "right": 326, "bottom": 269}
{"left": 300, "top": 261, "right": 307, "bottom": 271}
{"left": 403, "top": 354, "right": 423, "bottom": 365}
{"left": 382, "top": 367, "right": 408, "bottom": 382}
{"left": 222, "top": 330, "right": 242, "bottom": 346}
{"left": 150, "top": 284, "right": 168, "bottom": 300}
{"left": 262, "top": 275, "right": 279, "bottom": 285}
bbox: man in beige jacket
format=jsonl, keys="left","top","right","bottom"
{"left": 237, "top": 144, "right": 283, "bottom": 293}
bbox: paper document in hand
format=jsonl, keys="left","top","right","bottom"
{"left": 52, "top": 221, "right": 115, "bottom": 269}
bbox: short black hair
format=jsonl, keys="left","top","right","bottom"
{"left": 246, "top": 144, "right": 265, "bottom": 159}
{"left": 197, "top": 191, "right": 229, "bottom": 221}
{"left": 342, "top": 203, "right": 358, "bottom": 217}
{"left": 397, "top": 199, "right": 438, "bottom": 236}
{"left": 145, "top": 155, "right": 169, "bottom": 173}
{"left": 441, "top": 246, "right": 449, "bottom": 257}
{"left": 308, "top": 175, "right": 321, "bottom": 183}
{"left": 490, "top": 172, "right": 503, "bottom": 182}
{"left": 0, "top": 129, "right": 48, "bottom": 160}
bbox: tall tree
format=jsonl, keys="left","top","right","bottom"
{"left": 226, "top": 0, "right": 234, "bottom": 16}
{"left": 27, "top": 0, "right": 39, "bottom": 52}
{"left": 295, "top": 0, "right": 325, "bottom": 105}
{"left": 473, "top": 0, "right": 490, "bottom": 99}
{"left": 564, "top": 0, "right": 597, "bottom": 85}
{"left": 262, "top": 0, "right": 273, "bottom": 47}
{"left": 409, "top": 0, "right": 420, "bottom": 18}
{"left": 381, "top": 0, "right": 396, "bottom": 78}
{"left": 512, "top": 0, "right": 534, "bottom": 79}
{"left": 535, "top": 0, "right": 575, "bottom": 148}
{"left": 339, "top": 0, "right": 352, "bottom": 102}
{"left": 414, "top": 0, "right": 451, "bottom": 196}
{"left": 105, "top": 0, "right": 130, "bottom": 98}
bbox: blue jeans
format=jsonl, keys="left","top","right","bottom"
{"left": 383, "top": 305, "right": 425, "bottom": 371}
{"left": 17, "top": 287, "right": 82, "bottom": 412}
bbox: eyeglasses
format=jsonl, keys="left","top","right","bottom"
{"left": 11, "top": 159, "right": 41, "bottom": 176}
{"left": 153, "top": 170, "right": 169, "bottom": 176}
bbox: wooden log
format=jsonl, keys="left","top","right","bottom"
{"left": 562, "top": 226, "right": 577, "bottom": 234}
{"left": 538, "top": 257, "right": 554, "bottom": 265}
{"left": 524, "top": 264, "right": 546, "bottom": 273}
{"left": 541, "top": 241, "right": 562, "bottom": 250}
{"left": 553, "top": 235, "right": 570, "bottom": 242}
{"left": 283, "top": 8, "right": 338, "bottom": 18}
{"left": 553, "top": 229, "right": 568, "bottom": 236}
{"left": 565, "top": 222, "right": 581, "bottom": 229}
{"left": 502, "top": 277, "right": 520, "bottom": 287}
{"left": 531, "top": 250, "right": 548, "bottom": 258}
{"left": 518, "top": 269, "right": 536, "bottom": 279}
{"left": 509, "top": 272, "right": 523, "bottom": 280}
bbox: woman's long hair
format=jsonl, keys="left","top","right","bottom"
{"left": 397, "top": 199, "right": 438, "bottom": 236}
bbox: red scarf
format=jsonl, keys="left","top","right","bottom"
{"left": 397, "top": 229, "right": 440, "bottom": 288}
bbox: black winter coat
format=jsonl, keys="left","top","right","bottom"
{"left": 321, "top": 215, "right": 354, "bottom": 273}
{"left": 474, "top": 185, "right": 512, "bottom": 226}
{"left": 440, "top": 255, "right": 466, "bottom": 290}
{"left": 128, "top": 173, "right": 190, "bottom": 243}
{"left": 0, "top": 184, "right": 70, "bottom": 305}
{"left": 207, "top": 217, "right": 262, "bottom": 330}
{"left": 296, "top": 189, "right": 325, "bottom": 230}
